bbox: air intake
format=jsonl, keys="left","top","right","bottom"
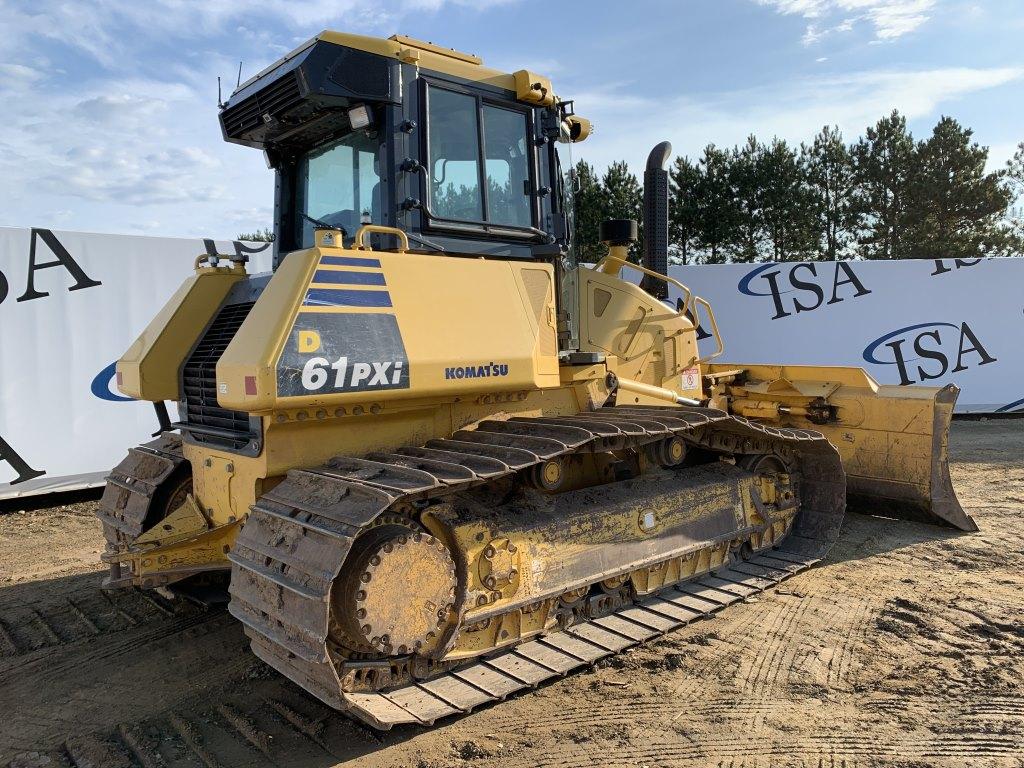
{"left": 221, "top": 72, "right": 303, "bottom": 140}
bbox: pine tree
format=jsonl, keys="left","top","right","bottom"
{"left": 1007, "top": 142, "right": 1024, "bottom": 196}
{"left": 852, "top": 110, "right": 915, "bottom": 259}
{"left": 571, "top": 160, "right": 606, "bottom": 263}
{"left": 1005, "top": 142, "right": 1024, "bottom": 254}
{"left": 802, "top": 126, "right": 858, "bottom": 260}
{"left": 668, "top": 156, "right": 701, "bottom": 265}
{"left": 693, "top": 144, "right": 739, "bottom": 264}
{"left": 904, "top": 116, "right": 1012, "bottom": 259}
{"left": 237, "top": 228, "right": 275, "bottom": 242}
{"left": 759, "top": 137, "right": 819, "bottom": 261}
{"left": 728, "top": 137, "right": 766, "bottom": 263}
{"left": 601, "top": 161, "right": 644, "bottom": 261}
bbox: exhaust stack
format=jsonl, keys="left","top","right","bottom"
{"left": 641, "top": 141, "right": 672, "bottom": 299}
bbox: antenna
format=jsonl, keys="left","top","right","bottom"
{"left": 236, "top": 60, "right": 243, "bottom": 89}
{"left": 217, "top": 76, "right": 223, "bottom": 109}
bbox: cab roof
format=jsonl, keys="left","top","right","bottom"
{"left": 235, "top": 31, "right": 521, "bottom": 98}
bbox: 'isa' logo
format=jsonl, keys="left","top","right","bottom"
{"left": 862, "top": 322, "right": 996, "bottom": 386}
{"left": 738, "top": 262, "right": 871, "bottom": 320}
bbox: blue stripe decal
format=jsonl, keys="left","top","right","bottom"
{"left": 320, "top": 255, "right": 382, "bottom": 268}
{"left": 303, "top": 288, "right": 393, "bottom": 308}
{"left": 312, "top": 269, "right": 387, "bottom": 286}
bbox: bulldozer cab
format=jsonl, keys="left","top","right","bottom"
{"left": 220, "top": 32, "right": 581, "bottom": 268}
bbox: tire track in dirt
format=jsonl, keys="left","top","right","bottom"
{"left": 7, "top": 688, "right": 393, "bottom": 768}
{"left": 0, "top": 581, "right": 185, "bottom": 660}
{"left": 0, "top": 605, "right": 245, "bottom": 763}
{"left": 829, "top": 595, "right": 877, "bottom": 689}
{"left": 744, "top": 591, "right": 815, "bottom": 695}
{"left": 530, "top": 728, "right": 1023, "bottom": 768}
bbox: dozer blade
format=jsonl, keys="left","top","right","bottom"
{"left": 714, "top": 364, "right": 975, "bottom": 531}
{"left": 831, "top": 382, "right": 974, "bottom": 530}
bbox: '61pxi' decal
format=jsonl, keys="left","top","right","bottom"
{"left": 277, "top": 313, "right": 410, "bottom": 396}
{"left": 301, "top": 357, "right": 404, "bottom": 390}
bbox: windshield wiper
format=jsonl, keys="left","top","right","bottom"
{"left": 300, "top": 212, "right": 348, "bottom": 237}
{"left": 404, "top": 231, "right": 447, "bottom": 253}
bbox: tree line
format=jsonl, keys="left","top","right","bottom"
{"left": 572, "top": 110, "right": 1024, "bottom": 265}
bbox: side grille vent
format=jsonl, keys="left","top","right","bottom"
{"left": 329, "top": 48, "right": 391, "bottom": 98}
{"left": 222, "top": 72, "right": 303, "bottom": 139}
{"left": 181, "top": 302, "right": 256, "bottom": 450}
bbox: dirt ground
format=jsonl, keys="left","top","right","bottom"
{"left": 1, "top": 420, "right": 1021, "bottom": 768}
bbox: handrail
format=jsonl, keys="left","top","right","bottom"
{"left": 193, "top": 253, "right": 247, "bottom": 271}
{"left": 693, "top": 295, "right": 725, "bottom": 364}
{"left": 352, "top": 225, "right": 409, "bottom": 253}
{"left": 593, "top": 254, "right": 693, "bottom": 317}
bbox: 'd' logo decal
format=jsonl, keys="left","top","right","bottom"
{"left": 862, "top": 321, "right": 997, "bottom": 386}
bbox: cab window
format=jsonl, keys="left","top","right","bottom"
{"left": 483, "top": 104, "right": 532, "bottom": 227}
{"left": 427, "top": 88, "right": 483, "bottom": 221}
{"left": 295, "top": 130, "right": 380, "bottom": 248}
{"left": 426, "top": 84, "right": 534, "bottom": 230}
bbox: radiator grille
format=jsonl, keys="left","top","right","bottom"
{"left": 222, "top": 72, "right": 303, "bottom": 139}
{"left": 181, "top": 302, "right": 255, "bottom": 449}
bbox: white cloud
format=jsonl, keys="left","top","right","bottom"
{"left": 757, "top": 0, "right": 937, "bottom": 43}
{"left": 0, "top": 1, "right": 513, "bottom": 66}
{"left": 0, "top": 63, "right": 44, "bottom": 84}
{"left": 574, "top": 66, "right": 1023, "bottom": 175}
{"left": 0, "top": 0, "right": 515, "bottom": 238}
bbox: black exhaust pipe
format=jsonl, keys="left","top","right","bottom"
{"left": 641, "top": 141, "right": 672, "bottom": 299}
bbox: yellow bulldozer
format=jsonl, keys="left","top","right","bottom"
{"left": 97, "top": 31, "right": 974, "bottom": 729}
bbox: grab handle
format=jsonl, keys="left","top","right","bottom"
{"left": 353, "top": 225, "right": 409, "bottom": 253}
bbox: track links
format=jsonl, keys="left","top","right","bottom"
{"left": 227, "top": 406, "right": 846, "bottom": 729}
{"left": 96, "top": 434, "right": 188, "bottom": 549}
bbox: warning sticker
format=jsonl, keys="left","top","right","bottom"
{"left": 681, "top": 366, "right": 700, "bottom": 391}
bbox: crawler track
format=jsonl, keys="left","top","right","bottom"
{"left": 228, "top": 406, "right": 846, "bottom": 728}
{"left": 96, "top": 434, "right": 188, "bottom": 549}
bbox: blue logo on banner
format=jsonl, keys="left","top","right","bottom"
{"left": 996, "top": 397, "right": 1024, "bottom": 413}
{"left": 737, "top": 264, "right": 790, "bottom": 297}
{"left": 91, "top": 361, "right": 134, "bottom": 402}
{"left": 862, "top": 322, "right": 997, "bottom": 386}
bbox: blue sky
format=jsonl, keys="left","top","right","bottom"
{"left": 1, "top": 0, "right": 1021, "bottom": 239}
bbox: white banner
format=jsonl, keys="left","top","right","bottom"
{"left": 660, "top": 257, "right": 1023, "bottom": 414}
{"left": 0, "top": 227, "right": 272, "bottom": 500}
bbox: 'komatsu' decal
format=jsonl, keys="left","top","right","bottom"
{"left": 444, "top": 362, "right": 509, "bottom": 380}
{"left": 277, "top": 313, "right": 409, "bottom": 396}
